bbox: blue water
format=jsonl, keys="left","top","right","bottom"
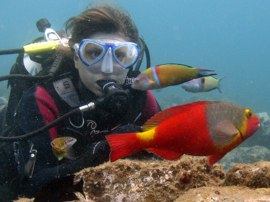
{"left": 1, "top": 1, "right": 270, "bottom": 199}
{"left": 0, "top": 0, "right": 269, "bottom": 111}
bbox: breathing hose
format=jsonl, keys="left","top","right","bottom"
{"left": 0, "top": 102, "right": 96, "bottom": 141}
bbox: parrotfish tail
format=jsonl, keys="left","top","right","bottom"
{"left": 106, "top": 133, "right": 142, "bottom": 162}
{"left": 217, "top": 86, "right": 222, "bottom": 93}
{"left": 217, "top": 77, "right": 224, "bottom": 93}
{"left": 198, "top": 69, "right": 217, "bottom": 77}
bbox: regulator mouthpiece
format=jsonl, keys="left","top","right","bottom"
{"left": 96, "top": 80, "right": 129, "bottom": 115}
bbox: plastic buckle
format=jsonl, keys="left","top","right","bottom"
{"left": 24, "top": 144, "right": 38, "bottom": 178}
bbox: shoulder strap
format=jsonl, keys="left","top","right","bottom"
{"left": 53, "top": 77, "right": 81, "bottom": 108}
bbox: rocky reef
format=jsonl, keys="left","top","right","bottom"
{"left": 16, "top": 155, "right": 270, "bottom": 202}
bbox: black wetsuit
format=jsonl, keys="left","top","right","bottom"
{"left": 0, "top": 74, "right": 160, "bottom": 198}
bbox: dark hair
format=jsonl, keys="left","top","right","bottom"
{"left": 66, "top": 5, "right": 139, "bottom": 47}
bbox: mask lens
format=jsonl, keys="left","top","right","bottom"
{"left": 80, "top": 42, "right": 104, "bottom": 66}
{"left": 114, "top": 44, "right": 139, "bottom": 68}
{"left": 77, "top": 40, "right": 139, "bottom": 69}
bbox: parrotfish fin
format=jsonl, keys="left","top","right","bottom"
{"left": 147, "top": 148, "right": 182, "bottom": 160}
{"left": 216, "top": 120, "right": 239, "bottom": 136}
{"left": 143, "top": 110, "right": 174, "bottom": 130}
{"left": 215, "top": 120, "right": 239, "bottom": 145}
{"left": 143, "top": 101, "right": 207, "bottom": 131}
{"left": 208, "top": 153, "right": 226, "bottom": 166}
{"left": 106, "top": 133, "right": 142, "bottom": 162}
{"left": 198, "top": 69, "right": 217, "bottom": 77}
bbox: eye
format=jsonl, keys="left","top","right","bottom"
{"left": 85, "top": 47, "right": 102, "bottom": 59}
{"left": 83, "top": 43, "right": 103, "bottom": 61}
{"left": 244, "top": 108, "right": 252, "bottom": 118}
{"left": 115, "top": 50, "right": 126, "bottom": 62}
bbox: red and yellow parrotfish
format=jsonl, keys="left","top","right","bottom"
{"left": 106, "top": 101, "right": 260, "bottom": 165}
{"left": 131, "top": 64, "right": 216, "bottom": 91}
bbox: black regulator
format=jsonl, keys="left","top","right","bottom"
{"left": 96, "top": 80, "right": 129, "bottom": 115}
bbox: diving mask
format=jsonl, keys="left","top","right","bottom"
{"left": 73, "top": 39, "right": 140, "bottom": 70}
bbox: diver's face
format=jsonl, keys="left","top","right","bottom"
{"left": 74, "top": 33, "right": 134, "bottom": 96}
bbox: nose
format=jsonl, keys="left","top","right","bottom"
{"left": 101, "top": 47, "right": 113, "bottom": 73}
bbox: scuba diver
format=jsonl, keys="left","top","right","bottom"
{"left": 0, "top": 4, "right": 160, "bottom": 199}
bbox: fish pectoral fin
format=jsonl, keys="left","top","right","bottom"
{"left": 146, "top": 148, "right": 183, "bottom": 160}
{"left": 65, "top": 147, "right": 76, "bottom": 160}
{"left": 207, "top": 153, "right": 226, "bottom": 166}
{"left": 214, "top": 120, "right": 239, "bottom": 144}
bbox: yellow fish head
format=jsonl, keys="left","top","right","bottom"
{"left": 51, "top": 136, "right": 77, "bottom": 161}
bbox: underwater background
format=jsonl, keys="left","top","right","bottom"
{"left": 0, "top": 0, "right": 270, "bottom": 161}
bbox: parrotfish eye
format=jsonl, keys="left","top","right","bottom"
{"left": 244, "top": 108, "right": 252, "bottom": 118}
